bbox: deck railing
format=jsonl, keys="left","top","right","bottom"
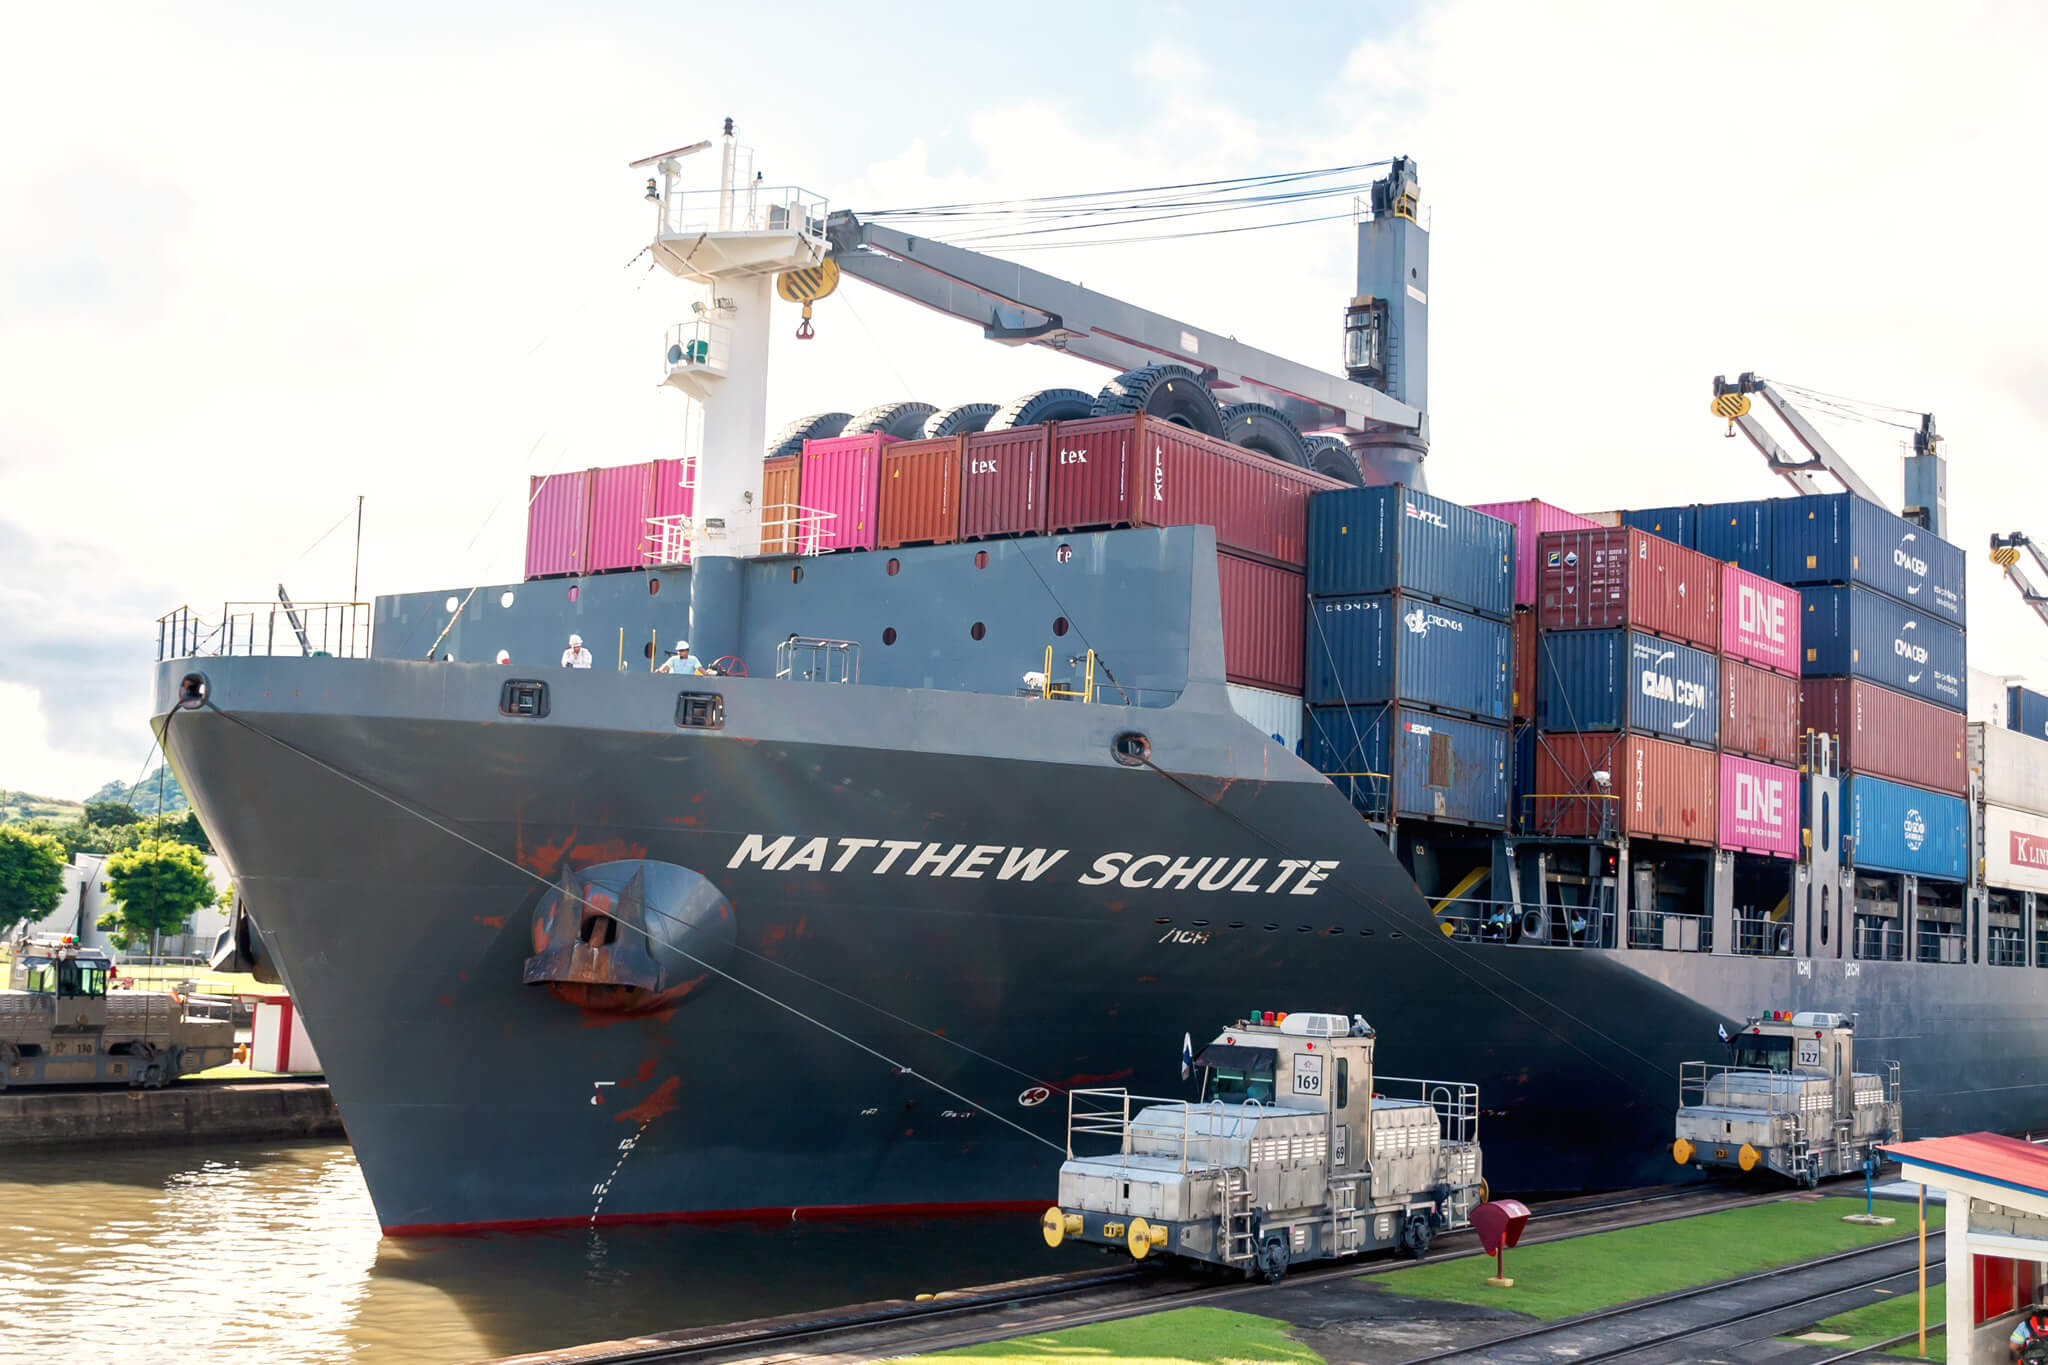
{"left": 157, "top": 601, "right": 371, "bottom": 663}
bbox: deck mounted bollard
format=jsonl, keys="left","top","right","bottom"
{"left": 1471, "top": 1199, "right": 1530, "bottom": 1288}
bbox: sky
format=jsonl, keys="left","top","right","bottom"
{"left": 4, "top": 0, "right": 2047, "bottom": 798}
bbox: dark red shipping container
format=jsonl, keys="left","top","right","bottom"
{"left": 1533, "top": 732, "right": 1717, "bottom": 846}
{"left": 1801, "top": 678, "right": 1967, "bottom": 795}
{"left": 959, "top": 426, "right": 1048, "bottom": 539}
{"left": 1218, "top": 552, "right": 1304, "bottom": 693}
{"left": 877, "top": 437, "right": 959, "bottom": 548}
{"left": 1512, "top": 609, "right": 1536, "bottom": 720}
{"left": 1537, "top": 527, "right": 1721, "bottom": 651}
{"left": 760, "top": 455, "right": 800, "bottom": 555}
{"left": 525, "top": 469, "right": 592, "bottom": 578}
{"left": 1721, "top": 658, "right": 1800, "bottom": 766}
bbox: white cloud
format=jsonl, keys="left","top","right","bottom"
{"left": 0, "top": 682, "right": 135, "bottom": 801}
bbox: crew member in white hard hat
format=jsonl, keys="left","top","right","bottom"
{"left": 560, "top": 633, "right": 593, "bottom": 669}
{"left": 657, "top": 640, "right": 706, "bottom": 675}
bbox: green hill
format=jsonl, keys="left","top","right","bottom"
{"left": 0, "top": 790, "right": 86, "bottom": 825}
{"left": 88, "top": 767, "right": 188, "bottom": 816}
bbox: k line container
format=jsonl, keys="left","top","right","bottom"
{"left": 1773, "top": 492, "right": 1966, "bottom": 626}
{"left": 1840, "top": 775, "right": 1968, "bottom": 881}
{"left": 1719, "top": 754, "right": 1800, "bottom": 858}
{"left": 1512, "top": 610, "right": 1536, "bottom": 721}
{"left": 1692, "top": 499, "right": 1774, "bottom": 575}
{"left": 760, "top": 456, "right": 800, "bottom": 555}
{"left": 1308, "top": 485, "right": 1514, "bottom": 619}
{"left": 1970, "top": 722, "right": 2048, "bottom": 815}
{"left": 1532, "top": 732, "right": 1718, "bottom": 845}
{"left": 876, "top": 437, "right": 959, "bottom": 549}
{"left": 2009, "top": 685, "right": 2048, "bottom": 741}
{"left": 959, "top": 426, "right": 1048, "bottom": 540}
{"left": 1723, "top": 659, "right": 1801, "bottom": 766}
{"left": 525, "top": 469, "right": 592, "bottom": 578}
{"left": 1722, "top": 565, "right": 1800, "bottom": 675}
{"left": 1304, "top": 704, "right": 1510, "bottom": 830}
{"left": 1219, "top": 553, "right": 1305, "bottom": 693}
{"left": 586, "top": 462, "right": 656, "bottom": 572}
{"left": 1536, "top": 527, "right": 1721, "bottom": 650}
{"left": 1802, "top": 678, "right": 1966, "bottom": 795}
{"left": 1620, "top": 505, "right": 1692, "bottom": 547}
{"left": 1227, "top": 683, "right": 1304, "bottom": 753}
{"left": 1535, "top": 628, "right": 1719, "bottom": 747}
{"left": 1472, "top": 499, "right": 1602, "bottom": 608}
{"left": 1983, "top": 802, "right": 2048, "bottom": 894}
{"left": 799, "top": 434, "right": 891, "bottom": 553}
{"left": 1799, "top": 585, "right": 1966, "bottom": 712}
{"left": 1304, "top": 593, "right": 1511, "bottom": 720}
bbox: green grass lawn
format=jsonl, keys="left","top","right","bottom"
{"left": 1785, "top": 1289, "right": 1945, "bottom": 1360}
{"left": 1370, "top": 1197, "right": 1942, "bottom": 1320}
{"left": 917, "top": 1307, "right": 1322, "bottom": 1365}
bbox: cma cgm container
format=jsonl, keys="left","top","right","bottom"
{"left": 1723, "top": 659, "right": 1801, "bottom": 766}
{"left": 2009, "top": 685, "right": 2048, "bottom": 741}
{"left": 525, "top": 469, "right": 592, "bottom": 578}
{"left": 958, "top": 426, "right": 1048, "bottom": 540}
{"left": 800, "top": 433, "right": 892, "bottom": 553}
{"left": 1841, "top": 775, "right": 1968, "bottom": 881}
{"left": 1719, "top": 754, "right": 1800, "bottom": 858}
{"left": 1974, "top": 722, "right": 2048, "bottom": 814}
{"left": 1536, "top": 628, "right": 1719, "bottom": 747}
{"left": 1620, "top": 505, "right": 1692, "bottom": 547}
{"left": 1512, "top": 610, "right": 1536, "bottom": 721}
{"left": 1219, "top": 553, "right": 1305, "bottom": 693}
{"left": 1692, "top": 499, "right": 1774, "bottom": 576}
{"left": 1984, "top": 803, "right": 2048, "bottom": 893}
{"left": 586, "top": 462, "right": 656, "bottom": 572}
{"left": 1532, "top": 732, "right": 1717, "bottom": 846}
{"left": 877, "top": 437, "right": 959, "bottom": 549}
{"left": 1537, "top": 527, "right": 1721, "bottom": 650}
{"left": 1304, "top": 594, "right": 1511, "bottom": 720}
{"left": 1774, "top": 492, "right": 1966, "bottom": 626}
{"left": 1802, "top": 678, "right": 1966, "bottom": 795}
{"left": 1472, "top": 499, "right": 1601, "bottom": 608}
{"left": 1800, "top": 585, "right": 1966, "bottom": 712}
{"left": 1308, "top": 485, "right": 1514, "bottom": 620}
{"left": 760, "top": 455, "right": 800, "bottom": 554}
{"left": 1722, "top": 565, "right": 1800, "bottom": 675}
{"left": 1304, "top": 704, "right": 1509, "bottom": 830}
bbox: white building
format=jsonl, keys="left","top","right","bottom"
{"left": 21, "top": 851, "right": 232, "bottom": 960}
{"left": 1885, "top": 1133, "right": 2048, "bottom": 1363}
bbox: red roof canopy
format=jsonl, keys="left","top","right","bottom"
{"left": 1884, "top": 1132, "right": 2048, "bottom": 1198}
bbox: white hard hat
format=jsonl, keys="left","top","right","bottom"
{"left": 568, "top": 634, "right": 583, "bottom": 646}
{"left": 675, "top": 640, "right": 689, "bottom": 651}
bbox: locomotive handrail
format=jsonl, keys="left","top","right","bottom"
{"left": 1066, "top": 1087, "right": 1267, "bottom": 1172}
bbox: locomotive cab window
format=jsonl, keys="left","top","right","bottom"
{"left": 1193, "top": 1043, "right": 1277, "bottom": 1103}
{"left": 1729, "top": 1034, "right": 1792, "bottom": 1073}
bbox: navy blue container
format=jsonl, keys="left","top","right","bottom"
{"left": 1772, "top": 492, "right": 1965, "bottom": 626}
{"left": 1800, "top": 585, "right": 1966, "bottom": 712}
{"left": 1305, "top": 593, "right": 1511, "bottom": 720}
{"left": 1837, "top": 775, "right": 1968, "bottom": 880}
{"left": 2009, "top": 686, "right": 2048, "bottom": 742}
{"left": 1535, "top": 628, "right": 1720, "bottom": 748}
{"left": 1304, "top": 704, "right": 1510, "bottom": 830}
{"left": 1511, "top": 721, "right": 1536, "bottom": 834}
{"left": 1691, "top": 499, "right": 1774, "bottom": 575}
{"left": 1621, "top": 505, "right": 1692, "bottom": 546}
{"left": 1307, "top": 485, "right": 1514, "bottom": 621}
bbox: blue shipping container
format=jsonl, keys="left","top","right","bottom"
{"left": 1772, "top": 492, "right": 1966, "bottom": 626}
{"left": 1801, "top": 585, "right": 1966, "bottom": 712}
{"left": 1622, "top": 505, "right": 1693, "bottom": 546}
{"left": 1536, "top": 628, "right": 1720, "bottom": 747}
{"left": 2009, "top": 686, "right": 2048, "bottom": 742}
{"left": 1838, "top": 775, "right": 1968, "bottom": 880}
{"left": 1511, "top": 721, "right": 1535, "bottom": 834}
{"left": 1305, "top": 593, "right": 1511, "bottom": 719}
{"left": 1304, "top": 704, "right": 1510, "bottom": 830}
{"left": 1307, "top": 485, "right": 1514, "bottom": 620}
{"left": 1691, "top": 499, "right": 1774, "bottom": 575}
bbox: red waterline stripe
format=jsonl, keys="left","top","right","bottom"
{"left": 383, "top": 1198, "right": 1046, "bottom": 1238}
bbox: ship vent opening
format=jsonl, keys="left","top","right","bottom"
{"left": 675, "top": 692, "right": 725, "bottom": 729}
{"left": 499, "top": 680, "right": 550, "bottom": 718}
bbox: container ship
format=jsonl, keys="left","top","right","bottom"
{"left": 154, "top": 134, "right": 2048, "bottom": 1236}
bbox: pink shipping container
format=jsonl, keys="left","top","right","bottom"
{"left": 1219, "top": 552, "right": 1305, "bottom": 693}
{"left": 1719, "top": 754, "right": 1800, "bottom": 858}
{"left": 1472, "top": 500, "right": 1603, "bottom": 608}
{"left": 586, "top": 462, "right": 657, "bottom": 572}
{"left": 1537, "top": 527, "right": 1721, "bottom": 651}
{"left": 799, "top": 434, "right": 893, "bottom": 553}
{"left": 959, "top": 426, "right": 1049, "bottom": 540}
{"left": 1533, "top": 732, "right": 1717, "bottom": 845}
{"left": 651, "top": 457, "right": 695, "bottom": 548}
{"left": 524, "top": 469, "right": 592, "bottom": 578}
{"left": 1801, "top": 677, "right": 1968, "bottom": 795}
{"left": 1722, "top": 659, "right": 1801, "bottom": 766}
{"left": 1721, "top": 564, "right": 1800, "bottom": 676}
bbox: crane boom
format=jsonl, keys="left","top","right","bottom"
{"left": 1992, "top": 533, "right": 2048, "bottom": 632}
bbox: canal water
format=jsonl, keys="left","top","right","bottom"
{"left": 0, "top": 1141, "right": 1062, "bottom": 1364}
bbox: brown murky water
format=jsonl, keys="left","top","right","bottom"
{"left": 0, "top": 1141, "right": 1060, "bottom": 1365}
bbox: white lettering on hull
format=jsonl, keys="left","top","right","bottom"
{"left": 729, "top": 836, "right": 1337, "bottom": 894}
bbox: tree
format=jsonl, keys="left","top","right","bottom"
{"left": 0, "top": 825, "right": 66, "bottom": 938}
{"left": 100, "top": 840, "right": 216, "bottom": 958}
{"left": 84, "top": 800, "right": 143, "bottom": 829}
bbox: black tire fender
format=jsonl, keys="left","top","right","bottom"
{"left": 1303, "top": 435, "right": 1365, "bottom": 486}
{"left": 1090, "top": 364, "right": 1223, "bottom": 436}
{"left": 984, "top": 388, "right": 1096, "bottom": 432}
{"left": 923, "top": 402, "right": 1000, "bottom": 438}
{"left": 1218, "top": 403, "right": 1309, "bottom": 467}
{"left": 842, "top": 401, "right": 938, "bottom": 440}
{"left": 764, "top": 411, "right": 853, "bottom": 459}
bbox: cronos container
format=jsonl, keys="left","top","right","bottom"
{"left": 1512, "top": 610, "right": 1536, "bottom": 721}
{"left": 1308, "top": 485, "right": 1514, "bottom": 620}
{"left": 1799, "top": 585, "right": 1966, "bottom": 712}
{"left": 959, "top": 425, "right": 1048, "bottom": 540}
{"left": 1304, "top": 704, "right": 1509, "bottom": 830}
{"left": 1773, "top": 491, "right": 1966, "bottom": 626}
{"left": 586, "top": 462, "right": 656, "bottom": 572}
{"left": 1219, "top": 553, "right": 1305, "bottom": 693}
{"left": 1531, "top": 732, "right": 1717, "bottom": 845}
{"left": 1802, "top": 678, "right": 1966, "bottom": 794}
{"left": 1722, "top": 659, "right": 1800, "bottom": 766}
{"left": 1722, "top": 565, "right": 1800, "bottom": 675}
{"left": 1984, "top": 803, "right": 2048, "bottom": 893}
{"left": 1536, "top": 527, "right": 1721, "bottom": 650}
{"left": 877, "top": 437, "right": 959, "bottom": 549}
{"left": 799, "top": 434, "right": 891, "bottom": 553}
{"left": 1719, "top": 754, "right": 1800, "bottom": 858}
{"left": 2009, "top": 685, "right": 2048, "bottom": 741}
{"left": 1841, "top": 775, "right": 1968, "bottom": 880}
{"left": 524, "top": 469, "right": 592, "bottom": 578}
{"left": 1692, "top": 499, "right": 1774, "bottom": 575}
{"left": 760, "top": 455, "right": 799, "bottom": 555}
{"left": 1535, "top": 628, "right": 1719, "bottom": 747}
{"left": 1472, "top": 499, "right": 1602, "bottom": 607}
{"left": 1974, "top": 722, "right": 2048, "bottom": 814}
{"left": 1304, "top": 593, "right": 1511, "bottom": 720}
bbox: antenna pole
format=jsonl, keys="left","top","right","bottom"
{"left": 351, "top": 495, "right": 364, "bottom": 602}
